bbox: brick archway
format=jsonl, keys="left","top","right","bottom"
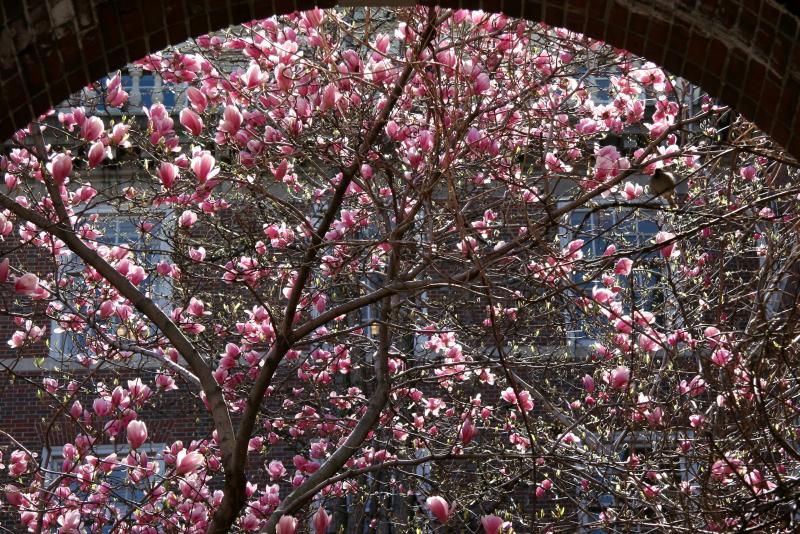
{"left": 1, "top": 1, "right": 799, "bottom": 155}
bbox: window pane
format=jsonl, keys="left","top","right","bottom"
{"left": 562, "top": 206, "right": 664, "bottom": 342}
{"left": 51, "top": 213, "right": 172, "bottom": 360}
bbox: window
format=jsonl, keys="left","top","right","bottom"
{"left": 614, "top": 215, "right": 665, "bottom": 317}
{"left": 97, "top": 73, "right": 176, "bottom": 112}
{"left": 559, "top": 203, "right": 663, "bottom": 346}
{"left": 122, "top": 74, "right": 176, "bottom": 109}
{"left": 361, "top": 302, "right": 381, "bottom": 339}
{"left": 49, "top": 210, "right": 172, "bottom": 366}
{"left": 588, "top": 74, "right": 613, "bottom": 106}
{"left": 63, "top": 70, "right": 178, "bottom": 115}
{"left": 43, "top": 443, "right": 165, "bottom": 533}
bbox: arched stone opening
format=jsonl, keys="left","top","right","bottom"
{"left": 1, "top": 1, "right": 798, "bottom": 154}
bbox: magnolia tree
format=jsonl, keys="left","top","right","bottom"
{"left": 2, "top": 5, "right": 800, "bottom": 533}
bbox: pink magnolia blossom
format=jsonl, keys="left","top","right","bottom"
{"left": 69, "top": 400, "right": 83, "bottom": 419}
{"left": 473, "top": 72, "right": 490, "bottom": 94}
{"left": 633, "top": 63, "right": 666, "bottom": 90}
{"left": 320, "top": 83, "right": 340, "bottom": 111}
{"left": 242, "top": 514, "right": 260, "bottom": 531}
{"left": 155, "top": 374, "right": 177, "bottom": 390}
{"left": 645, "top": 407, "right": 663, "bottom": 427}
{"left": 243, "top": 63, "right": 266, "bottom": 88}
{"left": 608, "top": 366, "right": 630, "bottom": 390}
{"left": 655, "top": 231, "right": 676, "bottom": 258}
{"left": 614, "top": 258, "right": 633, "bottom": 275}
{"left": 191, "top": 152, "right": 219, "bottom": 183}
{"left": 87, "top": 141, "right": 106, "bottom": 168}
{"left": 8, "top": 322, "right": 45, "bottom": 348}
{"left": 303, "top": 7, "right": 324, "bottom": 27}
{"left": 126, "top": 264, "right": 146, "bottom": 285}
{"left": 592, "top": 286, "right": 614, "bottom": 303}
{"left": 110, "top": 123, "right": 130, "bottom": 146}
{"left": 646, "top": 117, "right": 674, "bottom": 138}
{"left": 127, "top": 378, "right": 151, "bottom": 404}
{"left": 189, "top": 247, "right": 206, "bottom": 262}
{"left": 274, "top": 64, "right": 293, "bottom": 92}
{"left": 249, "top": 436, "right": 265, "bottom": 452}
{"left": 42, "top": 378, "right": 58, "bottom": 394}
{"left": 80, "top": 116, "right": 104, "bottom": 141}
{"left": 689, "top": 414, "right": 705, "bottom": 428}
{"left": 186, "top": 297, "right": 206, "bottom": 316}
{"left": 158, "top": 162, "right": 179, "bottom": 188}
{"left": 457, "top": 236, "right": 478, "bottom": 256}
{"left": 759, "top": 206, "right": 776, "bottom": 220}
{"left": 47, "top": 153, "right": 72, "bottom": 185}
{"left": 313, "top": 507, "right": 331, "bottom": 534}
{"left": 13, "top": 273, "right": 38, "bottom": 295}
{"left": 565, "top": 239, "right": 584, "bottom": 258}
{"left": 740, "top": 165, "right": 757, "bottom": 181}
{"left": 593, "top": 145, "right": 629, "bottom": 182}
{"left": 545, "top": 152, "right": 571, "bottom": 173}
{"left": 276, "top": 515, "right": 298, "bottom": 534}
{"left": 74, "top": 185, "right": 97, "bottom": 203}
{"left": 653, "top": 97, "right": 679, "bottom": 122}
{"left": 186, "top": 86, "right": 208, "bottom": 112}
{"left": 481, "top": 515, "right": 504, "bottom": 534}
{"left": 622, "top": 182, "right": 642, "bottom": 200}
{"left": 744, "top": 469, "right": 777, "bottom": 494}
{"left": 126, "top": 420, "right": 148, "bottom": 449}
{"left": 642, "top": 484, "right": 661, "bottom": 499}
{"left": 517, "top": 390, "right": 534, "bottom": 411}
{"left": 638, "top": 333, "right": 659, "bottom": 353}
{"left": 5, "top": 484, "right": 23, "bottom": 506}
{"left": 93, "top": 398, "right": 112, "bottom": 417}
{"left": 267, "top": 460, "right": 287, "bottom": 480}
{"left": 146, "top": 103, "right": 175, "bottom": 145}
{"left": 312, "top": 293, "right": 327, "bottom": 313}
{"left": 179, "top": 210, "right": 198, "bottom": 228}
{"left": 679, "top": 375, "right": 707, "bottom": 396}
{"left": 460, "top": 418, "right": 478, "bottom": 445}
{"left": 175, "top": 449, "right": 204, "bottom": 475}
{"left": 0, "top": 258, "right": 9, "bottom": 284}
{"left": 576, "top": 118, "right": 598, "bottom": 134}
{"left": 711, "top": 348, "right": 731, "bottom": 367}
{"left": 8, "top": 451, "right": 28, "bottom": 476}
{"left": 426, "top": 495, "right": 450, "bottom": 523}
{"left": 560, "top": 432, "right": 581, "bottom": 445}
{"left": 582, "top": 374, "right": 595, "bottom": 392}
{"left": 219, "top": 105, "right": 243, "bottom": 133}
{"left": 704, "top": 326, "right": 721, "bottom": 345}
{"left": 58, "top": 509, "right": 81, "bottom": 533}
{"left": 106, "top": 71, "right": 129, "bottom": 107}
{"left": 711, "top": 456, "right": 743, "bottom": 482}
{"left": 180, "top": 108, "right": 204, "bottom": 136}
{"left": 533, "top": 50, "right": 554, "bottom": 74}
